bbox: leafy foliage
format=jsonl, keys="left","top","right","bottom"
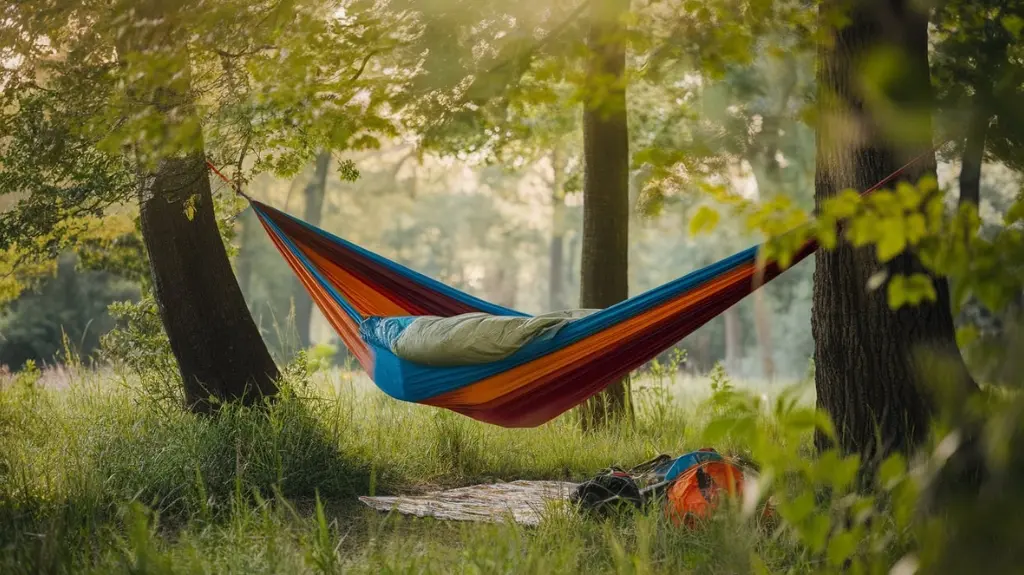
{"left": 932, "top": 0, "right": 1024, "bottom": 171}
{"left": 0, "top": 0, "right": 417, "bottom": 266}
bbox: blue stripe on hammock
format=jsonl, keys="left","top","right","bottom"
{"left": 366, "top": 245, "right": 762, "bottom": 402}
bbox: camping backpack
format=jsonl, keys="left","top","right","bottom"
{"left": 664, "top": 459, "right": 748, "bottom": 527}
{"left": 569, "top": 467, "right": 645, "bottom": 516}
{"left": 570, "top": 450, "right": 725, "bottom": 516}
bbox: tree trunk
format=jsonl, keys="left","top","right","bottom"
{"left": 484, "top": 250, "right": 519, "bottom": 309}
{"left": 696, "top": 330, "right": 711, "bottom": 373}
{"left": 235, "top": 209, "right": 259, "bottom": 298}
{"left": 292, "top": 151, "right": 331, "bottom": 349}
{"left": 124, "top": 3, "right": 279, "bottom": 412}
{"left": 749, "top": 167, "right": 781, "bottom": 382}
{"left": 140, "top": 154, "right": 280, "bottom": 412}
{"left": 723, "top": 306, "right": 742, "bottom": 374}
{"left": 566, "top": 231, "right": 580, "bottom": 306}
{"left": 752, "top": 292, "right": 775, "bottom": 380}
{"left": 958, "top": 108, "right": 988, "bottom": 208}
{"left": 549, "top": 148, "right": 567, "bottom": 311}
{"left": 813, "top": 0, "right": 975, "bottom": 464}
{"left": 579, "top": 0, "right": 632, "bottom": 429}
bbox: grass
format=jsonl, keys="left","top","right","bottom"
{"left": 0, "top": 362, "right": 816, "bottom": 574}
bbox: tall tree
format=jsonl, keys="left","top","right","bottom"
{"left": 812, "top": 0, "right": 976, "bottom": 461}
{"left": 121, "top": 1, "right": 280, "bottom": 410}
{"left": 579, "top": 0, "right": 632, "bottom": 427}
{"left": 292, "top": 151, "right": 332, "bottom": 349}
{"left": 0, "top": 0, "right": 411, "bottom": 410}
{"left": 932, "top": 0, "right": 1024, "bottom": 207}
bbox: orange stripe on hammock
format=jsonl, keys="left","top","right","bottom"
{"left": 259, "top": 216, "right": 374, "bottom": 371}
{"left": 424, "top": 260, "right": 758, "bottom": 409}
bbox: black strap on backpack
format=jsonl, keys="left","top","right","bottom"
{"left": 569, "top": 468, "right": 644, "bottom": 516}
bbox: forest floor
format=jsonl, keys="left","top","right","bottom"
{"left": 0, "top": 363, "right": 816, "bottom": 574}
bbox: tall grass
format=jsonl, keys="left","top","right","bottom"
{"left": 1, "top": 358, "right": 814, "bottom": 574}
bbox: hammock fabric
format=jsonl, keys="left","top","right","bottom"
{"left": 211, "top": 153, "right": 927, "bottom": 428}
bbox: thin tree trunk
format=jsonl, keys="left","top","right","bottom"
{"left": 549, "top": 148, "right": 567, "bottom": 311}
{"left": 293, "top": 151, "right": 331, "bottom": 349}
{"left": 752, "top": 292, "right": 775, "bottom": 379}
{"left": 566, "top": 231, "right": 580, "bottom": 307}
{"left": 749, "top": 168, "right": 781, "bottom": 381}
{"left": 697, "top": 330, "right": 710, "bottom": 373}
{"left": 484, "top": 246, "right": 518, "bottom": 309}
{"left": 813, "top": 0, "right": 976, "bottom": 465}
{"left": 579, "top": 0, "right": 632, "bottom": 429}
{"left": 124, "top": 2, "right": 279, "bottom": 412}
{"left": 723, "top": 306, "right": 742, "bottom": 374}
{"left": 235, "top": 209, "right": 259, "bottom": 298}
{"left": 958, "top": 107, "right": 988, "bottom": 208}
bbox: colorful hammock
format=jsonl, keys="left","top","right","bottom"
{"left": 210, "top": 154, "right": 925, "bottom": 428}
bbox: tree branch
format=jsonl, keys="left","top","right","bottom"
{"left": 349, "top": 50, "right": 379, "bottom": 83}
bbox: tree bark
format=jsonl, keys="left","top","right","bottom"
{"left": 579, "top": 0, "right": 632, "bottom": 429}
{"left": 140, "top": 155, "right": 280, "bottom": 412}
{"left": 813, "top": 0, "right": 975, "bottom": 463}
{"left": 125, "top": 2, "right": 279, "bottom": 412}
{"left": 292, "top": 151, "right": 331, "bottom": 349}
{"left": 549, "top": 148, "right": 567, "bottom": 311}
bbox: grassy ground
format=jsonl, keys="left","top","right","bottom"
{"left": 0, "top": 362, "right": 816, "bottom": 574}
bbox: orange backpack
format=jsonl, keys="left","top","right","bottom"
{"left": 665, "top": 460, "right": 747, "bottom": 527}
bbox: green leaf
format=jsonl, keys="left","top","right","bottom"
{"left": 689, "top": 205, "right": 720, "bottom": 236}
{"left": 878, "top": 453, "right": 906, "bottom": 490}
{"left": 846, "top": 216, "right": 876, "bottom": 246}
{"left": 868, "top": 190, "right": 900, "bottom": 216}
{"left": 1003, "top": 15, "right": 1024, "bottom": 38}
{"left": 183, "top": 194, "right": 200, "bottom": 221}
{"left": 1005, "top": 198, "right": 1024, "bottom": 225}
{"left": 783, "top": 408, "right": 831, "bottom": 435}
{"left": 895, "top": 181, "right": 922, "bottom": 210}
{"left": 806, "top": 513, "right": 831, "bottom": 553}
{"left": 816, "top": 220, "right": 838, "bottom": 250}
{"left": 337, "top": 159, "right": 360, "bottom": 182}
{"left": 888, "top": 275, "right": 908, "bottom": 309}
{"left": 905, "top": 214, "right": 926, "bottom": 244}
{"left": 833, "top": 455, "right": 860, "bottom": 492}
{"left": 702, "top": 415, "right": 742, "bottom": 443}
{"left": 780, "top": 491, "right": 816, "bottom": 524}
{"left": 749, "top": 553, "right": 771, "bottom": 575}
{"left": 827, "top": 531, "right": 858, "bottom": 567}
{"left": 956, "top": 325, "right": 980, "bottom": 348}
{"left": 887, "top": 273, "right": 937, "bottom": 309}
{"left": 824, "top": 189, "right": 862, "bottom": 219}
{"left": 876, "top": 218, "right": 906, "bottom": 262}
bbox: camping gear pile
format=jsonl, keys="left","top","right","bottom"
{"left": 570, "top": 448, "right": 773, "bottom": 527}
